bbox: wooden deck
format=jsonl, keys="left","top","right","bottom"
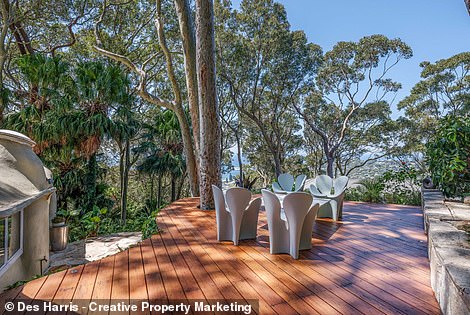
{"left": 1, "top": 198, "right": 440, "bottom": 314}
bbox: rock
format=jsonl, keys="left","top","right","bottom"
{"left": 423, "top": 176, "right": 435, "bottom": 189}
{"left": 464, "top": 196, "right": 470, "bottom": 205}
{"left": 48, "top": 232, "right": 142, "bottom": 270}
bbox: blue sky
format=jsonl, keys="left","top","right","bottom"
{"left": 232, "top": 0, "right": 470, "bottom": 118}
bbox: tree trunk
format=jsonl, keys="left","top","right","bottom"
{"left": 171, "top": 173, "right": 176, "bottom": 201}
{"left": 94, "top": 0, "right": 202, "bottom": 197}
{"left": 176, "top": 174, "right": 185, "bottom": 200}
{"left": 3, "top": 0, "right": 34, "bottom": 56}
{"left": 195, "top": 0, "right": 221, "bottom": 209}
{"left": 235, "top": 130, "right": 243, "bottom": 184}
{"left": 273, "top": 151, "right": 282, "bottom": 178}
{"left": 326, "top": 153, "right": 334, "bottom": 178}
{"left": 174, "top": 0, "right": 200, "bottom": 159}
{"left": 156, "top": 0, "right": 199, "bottom": 197}
{"left": 335, "top": 158, "right": 345, "bottom": 176}
{"left": 119, "top": 143, "right": 124, "bottom": 212}
{"left": 173, "top": 106, "right": 199, "bottom": 197}
{"left": 157, "top": 174, "right": 162, "bottom": 209}
{"left": 149, "top": 173, "right": 154, "bottom": 208}
{"left": 84, "top": 153, "right": 97, "bottom": 213}
{"left": 120, "top": 138, "right": 130, "bottom": 224}
{"left": 3, "top": 0, "right": 38, "bottom": 106}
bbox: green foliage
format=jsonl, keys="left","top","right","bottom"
{"left": 136, "top": 110, "right": 185, "bottom": 177}
{"left": 235, "top": 174, "right": 258, "bottom": 190}
{"left": 302, "top": 34, "right": 412, "bottom": 177}
{"left": 382, "top": 164, "right": 422, "bottom": 205}
{"left": 7, "top": 274, "right": 42, "bottom": 290}
{"left": 353, "top": 178, "right": 385, "bottom": 203}
{"left": 4, "top": 55, "right": 131, "bottom": 212}
{"left": 398, "top": 52, "right": 470, "bottom": 157}
{"left": 426, "top": 116, "right": 470, "bottom": 198}
{"left": 65, "top": 205, "right": 106, "bottom": 240}
{"left": 141, "top": 210, "right": 160, "bottom": 240}
{"left": 66, "top": 202, "right": 161, "bottom": 242}
{"left": 215, "top": 0, "right": 320, "bottom": 177}
{"left": 83, "top": 206, "right": 107, "bottom": 237}
{"left": 345, "top": 163, "right": 422, "bottom": 206}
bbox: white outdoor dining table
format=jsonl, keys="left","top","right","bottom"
{"left": 222, "top": 190, "right": 331, "bottom": 218}
{"left": 274, "top": 193, "right": 330, "bottom": 207}
{"left": 270, "top": 193, "right": 330, "bottom": 221}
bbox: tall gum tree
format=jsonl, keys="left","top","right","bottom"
{"left": 398, "top": 52, "right": 470, "bottom": 160}
{"left": 196, "top": 0, "right": 221, "bottom": 209}
{"left": 294, "top": 35, "right": 412, "bottom": 177}
{"left": 215, "top": 0, "right": 321, "bottom": 178}
{"left": 93, "top": 0, "right": 200, "bottom": 196}
{"left": 174, "top": 0, "right": 200, "bottom": 159}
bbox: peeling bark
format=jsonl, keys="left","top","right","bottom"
{"left": 195, "top": 0, "right": 221, "bottom": 209}
{"left": 174, "top": 0, "right": 200, "bottom": 160}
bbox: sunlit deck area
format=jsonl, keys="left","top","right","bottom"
{"left": 0, "top": 198, "right": 440, "bottom": 314}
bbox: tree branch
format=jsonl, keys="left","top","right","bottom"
{"left": 93, "top": 45, "right": 174, "bottom": 110}
{"left": 155, "top": 0, "right": 182, "bottom": 106}
{"left": 50, "top": 1, "right": 87, "bottom": 57}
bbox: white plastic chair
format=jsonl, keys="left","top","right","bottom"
{"left": 309, "top": 175, "right": 349, "bottom": 220}
{"left": 261, "top": 189, "right": 319, "bottom": 259}
{"left": 272, "top": 173, "right": 307, "bottom": 193}
{"left": 294, "top": 174, "right": 307, "bottom": 191}
{"left": 212, "top": 185, "right": 262, "bottom": 245}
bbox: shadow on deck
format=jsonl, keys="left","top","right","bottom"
{"left": 0, "top": 198, "right": 440, "bottom": 314}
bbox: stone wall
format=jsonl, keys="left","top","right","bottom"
{"left": 422, "top": 188, "right": 470, "bottom": 315}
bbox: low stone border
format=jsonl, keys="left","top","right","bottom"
{"left": 422, "top": 188, "right": 470, "bottom": 315}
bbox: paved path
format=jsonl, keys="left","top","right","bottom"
{"left": 48, "top": 232, "right": 142, "bottom": 270}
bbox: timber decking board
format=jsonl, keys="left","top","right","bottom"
{"left": 1, "top": 198, "right": 440, "bottom": 315}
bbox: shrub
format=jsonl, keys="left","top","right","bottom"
{"left": 382, "top": 163, "right": 421, "bottom": 206}
{"left": 345, "top": 163, "right": 422, "bottom": 206}
{"left": 65, "top": 202, "right": 161, "bottom": 242}
{"left": 345, "top": 185, "right": 367, "bottom": 202}
{"left": 426, "top": 116, "right": 470, "bottom": 198}
{"left": 358, "top": 177, "right": 385, "bottom": 203}
{"left": 235, "top": 174, "right": 258, "bottom": 190}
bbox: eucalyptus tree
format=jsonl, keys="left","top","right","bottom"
{"left": 398, "top": 52, "right": 470, "bottom": 158}
{"left": 302, "top": 96, "right": 399, "bottom": 177}
{"left": 195, "top": 0, "right": 220, "bottom": 209}
{"left": 215, "top": 0, "right": 321, "bottom": 177}
{"left": 332, "top": 103, "right": 399, "bottom": 176}
{"left": 218, "top": 86, "right": 240, "bottom": 180}
{"left": 215, "top": 0, "right": 241, "bottom": 182}
{"left": 93, "top": 0, "right": 201, "bottom": 197}
{"left": 0, "top": 0, "right": 91, "bottom": 122}
{"left": 294, "top": 35, "right": 413, "bottom": 177}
